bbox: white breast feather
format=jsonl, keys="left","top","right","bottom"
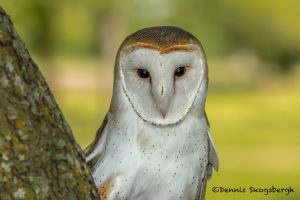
{"left": 91, "top": 97, "right": 208, "bottom": 200}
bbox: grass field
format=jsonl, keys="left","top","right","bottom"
{"left": 206, "top": 87, "right": 300, "bottom": 200}
{"left": 45, "top": 58, "right": 300, "bottom": 200}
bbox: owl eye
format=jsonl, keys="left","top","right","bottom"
{"left": 174, "top": 66, "right": 187, "bottom": 77}
{"left": 137, "top": 69, "right": 150, "bottom": 78}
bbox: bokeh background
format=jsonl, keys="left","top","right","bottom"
{"left": 1, "top": 0, "right": 300, "bottom": 199}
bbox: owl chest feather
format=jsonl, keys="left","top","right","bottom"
{"left": 92, "top": 111, "right": 208, "bottom": 200}
{"left": 85, "top": 26, "right": 217, "bottom": 200}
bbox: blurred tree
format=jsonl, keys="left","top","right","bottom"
{"left": 1, "top": 0, "right": 299, "bottom": 71}
{"left": 23, "top": 0, "right": 57, "bottom": 57}
{"left": 172, "top": 0, "right": 300, "bottom": 71}
{"left": 1, "top": 0, "right": 59, "bottom": 57}
{"left": 92, "top": 1, "right": 126, "bottom": 58}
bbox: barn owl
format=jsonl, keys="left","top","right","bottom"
{"left": 85, "top": 26, "right": 218, "bottom": 200}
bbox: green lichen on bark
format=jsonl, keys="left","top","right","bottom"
{"left": 0, "top": 7, "right": 100, "bottom": 200}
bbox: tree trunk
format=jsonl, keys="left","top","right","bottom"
{"left": 0, "top": 7, "right": 100, "bottom": 200}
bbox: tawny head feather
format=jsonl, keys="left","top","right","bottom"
{"left": 120, "top": 26, "right": 205, "bottom": 55}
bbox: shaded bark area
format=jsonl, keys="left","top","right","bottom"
{"left": 0, "top": 7, "right": 100, "bottom": 200}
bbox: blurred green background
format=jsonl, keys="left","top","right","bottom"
{"left": 1, "top": 0, "right": 300, "bottom": 199}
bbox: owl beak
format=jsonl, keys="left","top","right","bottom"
{"left": 152, "top": 84, "right": 172, "bottom": 118}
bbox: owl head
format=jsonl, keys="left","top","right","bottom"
{"left": 110, "top": 26, "right": 208, "bottom": 126}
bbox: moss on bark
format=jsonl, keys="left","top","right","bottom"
{"left": 0, "top": 7, "right": 100, "bottom": 200}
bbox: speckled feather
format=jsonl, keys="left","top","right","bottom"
{"left": 120, "top": 26, "right": 205, "bottom": 56}
{"left": 123, "top": 26, "right": 200, "bottom": 48}
{"left": 85, "top": 26, "right": 218, "bottom": 200}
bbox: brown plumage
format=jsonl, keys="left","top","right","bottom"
{"left": 120, "top": 26, "right": 205, "bottom": 55}
{"left": 98, "top": 175, "right": 119, "bottom": 200}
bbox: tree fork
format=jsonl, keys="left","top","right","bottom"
{"left": 0, "top": 7, "right": 100, "bottom": 200}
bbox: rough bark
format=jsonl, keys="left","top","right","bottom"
{"left": 0, "top": 7, "right": 100, "bottom": 200}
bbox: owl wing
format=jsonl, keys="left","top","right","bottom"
{"left": 84, "top": 114, "right": 108, "bottom": 169}
{"left": 198, "top": 114, "right": 219, "bottom": 200}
